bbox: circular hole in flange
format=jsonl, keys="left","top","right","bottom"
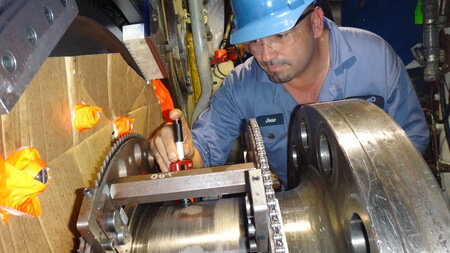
{"left": 134, "top": 143, "right": 142, "bottom": 167}
{"left": 290, "top": 143, "right": 298, "bottom": 169}
{"left": 44, "top": 7, "right": 54, "bottom": 24}
{"left": 319, "top": 131, "right": 333, "bottom": 176}
{"left": 60, "top": 0, "right": 67, "bottom": 7}
{"left": 25, "top": 27, "right": 37, "bottom": 46}
{"left": 299, "top": 119, "right": 309, "bottom": 151}
{"left": 350, "top": 213, "right": 369, "bottom": 253}
{"left": 1, "top": 52, "right": 17, "bottom": 73}
{"left": 117, "top": 159, "right": 127, "bottom": 177}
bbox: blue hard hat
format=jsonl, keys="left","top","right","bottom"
{"left": 229, "top": 0, "right": 315, "bottom": 45}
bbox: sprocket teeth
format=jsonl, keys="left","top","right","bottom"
{"left": 94, "top": 133, "right": 148, "bottom": 189}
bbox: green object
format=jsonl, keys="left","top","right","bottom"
{"left": 415, "top": 0, "right": 423, "bottom": 24}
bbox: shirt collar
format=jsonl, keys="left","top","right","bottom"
{"left": 319, "top": 19, "right": 357, "bottom": 101}
{"left": 324, "top": 18, "right": 357, "bottom": 76}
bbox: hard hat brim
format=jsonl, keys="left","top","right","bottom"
{"left": 230, "top": 2, "right": 312, "bottom": 45}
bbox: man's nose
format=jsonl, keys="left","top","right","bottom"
{"left": 260, "top": 43, "right": 278, "bottom": 61}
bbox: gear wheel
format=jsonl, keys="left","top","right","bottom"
{"left": 77, "top": 133, "right": 156, "bottom": 253}
{"left": 96, "top": 133, "right": 155, "bottom": 188}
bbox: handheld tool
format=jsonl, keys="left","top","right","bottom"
{"left": 169, "top": 119, "right": 193, "bottom": 171}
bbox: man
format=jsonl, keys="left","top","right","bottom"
{"left": 150, "top": 0, "right": 429, "bottom": 188}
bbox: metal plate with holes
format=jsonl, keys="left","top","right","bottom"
{"left": 0, "top": 0, "right": 78, "bottom": 114}
{"left": 284, "top": 99, "right": 450, "bottom": 252}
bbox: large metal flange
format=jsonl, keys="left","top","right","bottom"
{"left": 283, "top": 99, "right": 450, "bottom": 252}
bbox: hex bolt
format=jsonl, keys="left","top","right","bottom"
{"left": 83, "top": 188, "right": 93, "bottom": 198}
{"left": 100, "top": 238, "right": 116, "bottom": 250}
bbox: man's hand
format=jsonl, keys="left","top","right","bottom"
{"left": 150, "top": 109, "right": 200, "bottom": 172}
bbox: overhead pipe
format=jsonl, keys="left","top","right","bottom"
{"left": 188, "top": 0, "right": 214, "bottom": 126}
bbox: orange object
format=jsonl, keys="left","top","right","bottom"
{"left": 226, "top": 47, "right": 239, "bottom": 61}
{"left": 0, "top": 147, "right": 50, "bottom": 224}
{"left": 152, "top": 79, "right": 174, "bottom": 122}
{"left": 215, "top": 49, "right": 227, "bottom": 61}
{"left": 72, "top": 103, "right": 103, "bottom": 132}
{"left": 113, "top": 116, "right": 135, "bottom": 138}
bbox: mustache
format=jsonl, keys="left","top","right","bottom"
{"left": 260, "top": 58, "right": 288, "bottom": 68}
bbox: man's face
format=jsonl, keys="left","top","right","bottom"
{"left": 248, "top": 10, "right": 315, "bottom": 84}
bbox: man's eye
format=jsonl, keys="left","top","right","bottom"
{"left": 274, "top": 33, "right": 288, "bottom": 39}
{"left": 249, "top": 40, "right": 259, "bottom": 45}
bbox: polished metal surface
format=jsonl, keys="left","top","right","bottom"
{"left": 278, "top": 167, "right": 344, "bottom": 252}
{"left": 285, "top": 99, "right": 450, "bottom": 252}
{"left": 0, "top": 0, "right": 78, "bottom": 114}
{"left": 109, "top": 163, "right": 256, "bottom": 206}
{"left": 247, "top": 169, "right": 270, "bottom": 252}
{"left": 130, "top": 198, "right": 247, "bottom": 252}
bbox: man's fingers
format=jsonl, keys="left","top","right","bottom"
{"left": 150, "top": 135, "right": 170, "bottom": 172}
{"left": 159, "top": 124, "right": 179, "bottom": 159}
{"left": 149, "top": 108, "right": 193, "bottom": 172}
{"left": 169, "top": 109, "right": 190, "bottom": 139}
{"left": 169, "top": 109, "right": 183, "bottom": 121}
{"left": 152, "top": 151, "right": 169, "bottom": 172}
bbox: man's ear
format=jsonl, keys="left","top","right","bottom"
{"left": 311, "top": 7, "right": 324, "bottom": 38}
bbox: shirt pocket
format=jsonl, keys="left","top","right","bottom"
{"left": 257, "top": 124, "right": 288, "bottom": 149}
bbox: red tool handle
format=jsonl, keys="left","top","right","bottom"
{"left": 169, "top": 159, "right": 193, "bottom": 171}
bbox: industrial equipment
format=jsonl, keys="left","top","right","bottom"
{"left": 418, "top": 0, "right": 450, "bottom": 200}
{"left": 76, "top": 100, "right": 450, "bottom": 252}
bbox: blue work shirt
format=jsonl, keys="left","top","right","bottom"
{"left": 191, "top": 18, "right": 429, "bottom": 187}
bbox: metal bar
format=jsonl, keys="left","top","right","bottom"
{"left": 0, "top": 0, "right": 78, "bottom": 114}
{"left": 76, "top": 188, "right": 109, "bottom": 253}
{"left": 248, "top": 169, "right": 269, "bottom": 252}
{"left": 110, "top": 163, "right": 256, "bottom": 206}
